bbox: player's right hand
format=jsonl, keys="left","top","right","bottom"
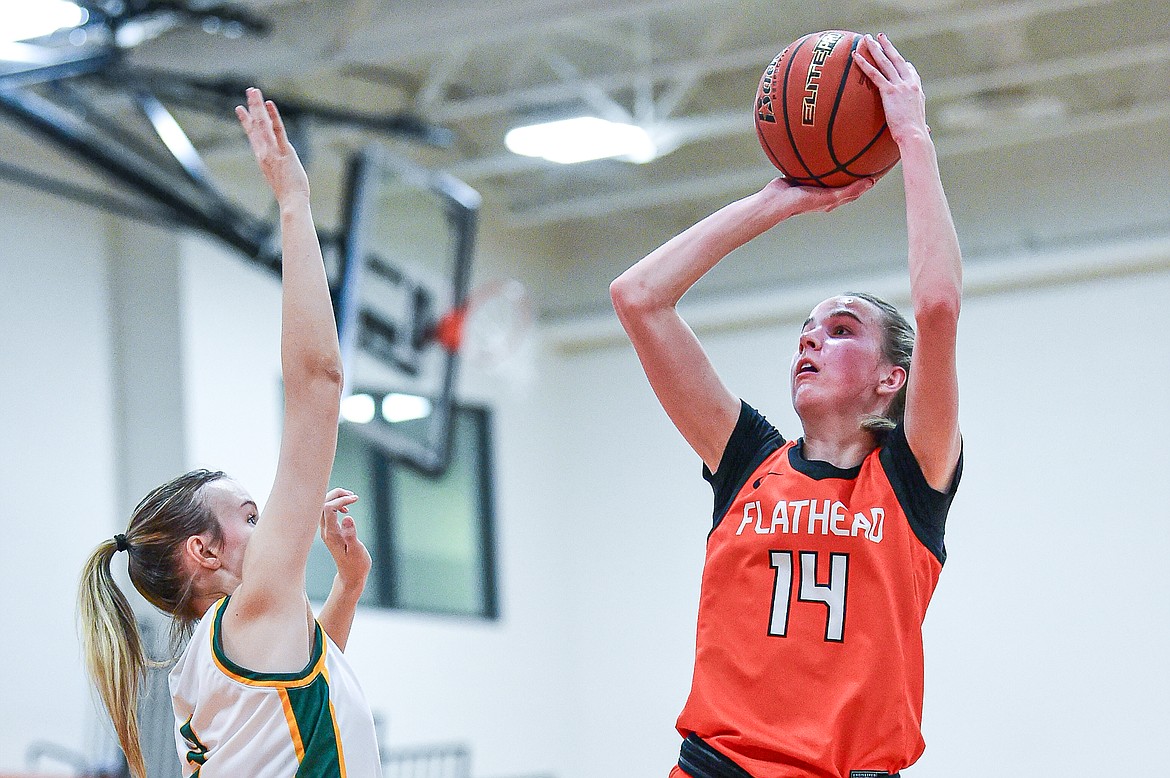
{"left": 763, "top": 175, "right": 877, "bottom": 217}
{"left": 235, "top": 87, "right": 311, "bottom": 204}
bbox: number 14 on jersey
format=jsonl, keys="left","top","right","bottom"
{"left": 768, "top": 550, "right": 849, "bottom": 643}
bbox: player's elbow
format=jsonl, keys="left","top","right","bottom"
{"left": 914, "top": 290, "right": 961, "bottom": 333}
{"left": 610, "top": 272, "right": 659, "bottom": 319}
{"left": 285, "top": 351, "right": 345, "bottom": 399}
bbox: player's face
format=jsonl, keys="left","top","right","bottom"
{"left": 790, "top": 296, "right": 892, "bottom": 419}
{"left": 199, "top": 478, "right": 258, "bottom": 585}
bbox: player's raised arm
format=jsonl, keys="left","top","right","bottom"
{"left": 610, "top": 177, "right": 875, "bottom": 471}
{"left": 227, "top": 89, "right": 344, "bottom": 652}
{"left": 854, "top": 34, "right": 962, "bottom": 490}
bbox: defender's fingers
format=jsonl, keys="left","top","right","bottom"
{"left": 246, "top": 88, "right": 273, "bottom": 138}
{"left": 246, "top": 87, "right": 266, "bottom": 120}
{"left": 324, "top": 496, "right": 358, "bottom": 513}
{"left": 266, "top": 100, "right": 290, "bottom": 151}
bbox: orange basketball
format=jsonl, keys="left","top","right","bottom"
{"left": 754, "top": 30, "right": 900, "bottom": 187}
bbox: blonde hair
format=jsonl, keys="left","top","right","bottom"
{"left": 77, "top": 469, "right": 225, "bottom": 777}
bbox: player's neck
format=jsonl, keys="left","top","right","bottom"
{"left": 799, "top": 416, "right": 878, "bottom": 469}
{"left": 189, "top": 575, "right": 241, "bottom": 619}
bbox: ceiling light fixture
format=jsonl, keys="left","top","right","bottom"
{"left": 505, "top": 116, "right": 658, "bottom": 165}
{"left": 0, "top": 1, "right": 87, "bottom": 45}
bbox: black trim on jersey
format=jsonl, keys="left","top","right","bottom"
{"left": 788, "top": 440, "right": 863, "bottom": 481}
{"left": 704, "top": 401, "right": 783, "bottom": 530}
{"left": 678, "top": 734, "right": 755, "bottom": 778}
{"left": 878, "top": 423, "right": 962, "bottom": 565}
{"left": 767, "top": 550, "right": 794, "bottom": 638}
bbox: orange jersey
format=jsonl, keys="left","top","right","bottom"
{"left": 676, "top": 402, "right": 961, "bottom": 778}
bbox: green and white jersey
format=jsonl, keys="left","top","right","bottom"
{"left": 169, "top": 597, "right": 382, "bottom": 777}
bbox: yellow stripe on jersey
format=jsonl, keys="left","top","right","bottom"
{"left": 278, "top": 687, "right": 307, "bottom": 762}
{"left": 323, "top": 665, "right": 348, "bottom": 778}
{"left": 284, "top": 672, "right": 346, "bottom": 775}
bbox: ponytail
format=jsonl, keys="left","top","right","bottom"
{"left": 76, "top": 468, "right": 227, "bottom": 778}
{"left": 77, "top": 540, "right": 149, "bottom": 778}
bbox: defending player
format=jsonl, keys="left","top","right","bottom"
{"left": 610, "top": 34, "right": 962, "bottom": 778}
{"left": 77, "top": 88, "right": 382, "bottom": 777}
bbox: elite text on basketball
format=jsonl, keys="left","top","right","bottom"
{"left": 802, "top": 31, "right": 844, "bottom": 126}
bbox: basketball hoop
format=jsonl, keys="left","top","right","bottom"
{"left": 430, "top": 278, "right": 533, "bottom": 368}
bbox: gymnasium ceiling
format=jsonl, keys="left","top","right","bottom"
{"left": 3, "top": 0, "right": 1170, "bottom": 320}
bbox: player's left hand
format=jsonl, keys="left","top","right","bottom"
{"left": 852, "top": 33, "right": 929, "bottom": 147}
{"left": 320, "top": 488, "right": 371, "bottom": 591}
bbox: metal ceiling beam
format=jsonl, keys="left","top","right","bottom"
{"left": 929, "top": 37, "right": 1170, "bottom": 101}
{"left": 98, "top": 67, "right": 456, "bottom": 148}
{"left": 0, "top": 51, "right": 114, "bottom": 90}
{"left": 348, "top": 0, "right": 718, "bottom": 63}
{"left": 418, "top": 0, "right": 1119, "bottom": 123}
{"left": 0, "top": 85, "right": 274, "bottom": 260}
{"left": 449, "top": 33, "right": 1170, "bottom": 186}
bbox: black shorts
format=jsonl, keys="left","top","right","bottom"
{"left": 677, "top": 734, "right": 901, "bottom": 778}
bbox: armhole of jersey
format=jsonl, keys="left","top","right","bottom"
{"left": 878, "top": 424, "right": 963, "bottom": 565}
{"left": 704, "top": 400, "right": 783, "bottom": 530}
{"left": 210, "top": 596, "right": 327, "bottom": 687}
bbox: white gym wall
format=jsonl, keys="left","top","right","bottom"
{"left": 3, "top": 169, "right": 1167, "bottom": 775}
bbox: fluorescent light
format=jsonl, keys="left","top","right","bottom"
{"left": 0, "top": 1, "right": 86, "bottom": 44}
{"left": 340, "top": 393, "right": 376, "bottom": 424}
{"left": 505, "top": 116, "right": 658, "bottom": 164}
{"left": 381, "top": 393, "right": 432, "bottom": 423}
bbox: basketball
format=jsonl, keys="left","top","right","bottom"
{"left": 754, "top": 30, "right": 900, "bottom": 187}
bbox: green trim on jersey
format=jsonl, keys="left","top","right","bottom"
{"left": 180, "top": 715, "right": 209, "bottom": 772}
{"left": 285, "top": 674, "right": 346, "bottom": 776}
{"left": 210, "top": 596, "right": 325, "bottom": 686}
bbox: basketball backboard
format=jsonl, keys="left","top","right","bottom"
{"left": 334, "top": 144, "right": 481, "bottom": 476}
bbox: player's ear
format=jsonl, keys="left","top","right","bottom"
{"left": 183, "top": 534, "right": 222, "bottom": 571}
{"left": 877, "top": 364, "right": 907, "bottom": 397}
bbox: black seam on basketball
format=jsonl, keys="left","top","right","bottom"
{"left": 813, "top": 35, "right": 898, "bottom": 181}
{"left": 780, "top": 34, "right": 818, "bottom": 181}
{"left": 824, "top": 35, "right": 862, "bottom": 173}
{"left": 778, "top": 172, "right": 828, "bottom": 187}
{"left": 839, "top": 124, "right": 895, "bottom": 174}
{"left": 755, "top": 122, "right": 788, "bottom": 175}
{"left": 806, "top": 125, "right": 895, "bottom": 181}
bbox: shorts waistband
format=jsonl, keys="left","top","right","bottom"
{"left": 677, "top": 734, "right": 901, "bottom": 778}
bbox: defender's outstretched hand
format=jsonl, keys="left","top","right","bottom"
{"left": 320, "top": 488, "right": 371, "bottom": 592}
{"left": 235, "top": 87, "right": 310, "bottom": 204}
{"left": 852, "top": 33, "right": 929, "bottom": 146}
